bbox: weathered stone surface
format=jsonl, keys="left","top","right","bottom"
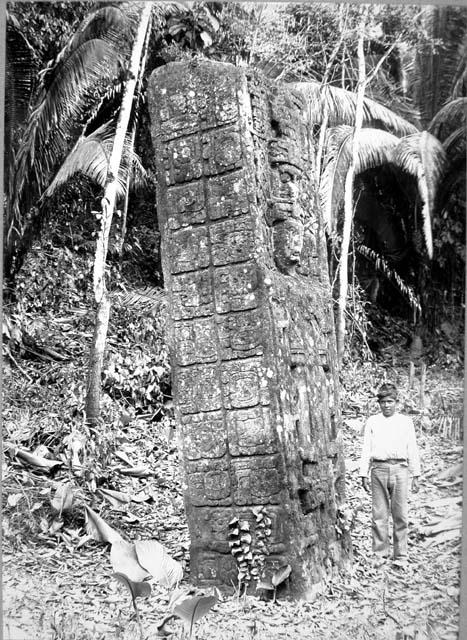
{"left": 148, "top": 60, "right": 351, "bottom": 598}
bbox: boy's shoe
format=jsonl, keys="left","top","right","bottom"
{"left": 371, "top": 555, "right": 388, "bottom": 568}
{"left": 392, "top": 557, "right": 408, "bottom": 569}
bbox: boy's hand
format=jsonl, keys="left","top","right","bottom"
{"left": 361, "top": 477, "right": 370, "bottom": 493}
{"left": 412, "top": 476, "right": 420, "bottom": 493}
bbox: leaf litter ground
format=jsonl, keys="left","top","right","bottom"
{"left": 3, "top": 363, "right": 463, "bottom": 640}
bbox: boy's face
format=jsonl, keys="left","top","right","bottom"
{"left": 379, "top": 397, "right": 397, "bottom": 417}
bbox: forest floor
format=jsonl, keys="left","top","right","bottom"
{"left": 2, "top": 338, "right": 464, "bottom": 640}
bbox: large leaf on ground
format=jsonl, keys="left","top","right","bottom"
{"left": 110, "top": 541, "right": 150, "bottom": 582}
{"left": 100, "top": 488, "right": 131, "bottom": 510}
{"left": 83, "top": 504, "right": 124, "bottom": 544}
{"left": 134, "top": 540, "right": 183, "bottom": 588}
{"left": 16, "top": 448, "right": 62, "bottom": 471}
{"left": 173, "top": 595, "right": 217, "bottom": 638}
{"left": 291, "top": 81, "right": 418, "bottom": 136}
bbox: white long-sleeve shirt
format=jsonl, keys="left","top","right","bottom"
{"left": 359, "top": 412, "right": 421, "bottom": 477}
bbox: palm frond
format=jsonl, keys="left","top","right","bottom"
{"left": 5, "top": 12, "right": 37, "bottom": 196}
{"left": 450, "top": 45, "right": 467, "bottom": 98}
{"left": 391, "top": 132, "right": 447, "bottom": 259}
{"left": 320, "top": 126, "right": 400, "bottom": 231}
{"left": 12, "top": 39, "right": 124, "bottom": 215}
{"left": 442, "top": 127, "right": 466, "bottom": 165}
{"left": 413, "top": 6, "right": 467, "bottom": 125}
{"left": 291, "top": 81, "right": 419, "bottom": 136}
{"left": 428, "top": 97, "right": 467, "bottom": 143}
{"left": 43, "top": 122, "right": 148, "bottom": 199}
{"left": 357, "top": 244, "right": 421, "bottom": 315}
{"left": 114, "top": 286, "right": 167, "bottom": 313}
{"left": 6, "top": 13, "right": 36, "bottom": 127}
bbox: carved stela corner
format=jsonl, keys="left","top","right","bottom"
{"left": 148, "top": 60, "right": 352, "bottom": 599}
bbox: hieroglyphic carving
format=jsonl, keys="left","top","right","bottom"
{"left": 213, "top": 263, "right": 260, "bottom": 313}
{"left": 181, "top": 411, "right": 227, "bottom": 460}
{"left": 148, "top": 61, "right": 350, "bottom": 598}
{"left": 217, "top": 310, "right": 264, "bottom": 360}
{"left": 226, "top": 406, "right": 277, "bottom": 455}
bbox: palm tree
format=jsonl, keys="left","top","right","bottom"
{"left": 4, "top": 0, "right": 225, "bottom": 423}
{"left": 288, "top": 3, "right": 466, "bottom": 357}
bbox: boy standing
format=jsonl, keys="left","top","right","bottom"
{"left": 359, "top": 383, "right": 421, "bottom": 567}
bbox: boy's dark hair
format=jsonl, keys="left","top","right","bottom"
{"left": 377, "top": 383, "right": 398, "bottom": 401}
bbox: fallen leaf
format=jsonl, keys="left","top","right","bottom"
{"left": 33, "top": 444, "right": 51, "bottom": 458}
{"left": 421, "top": 512, "right": 462, "bottom": 536}
{"left": 110, "top": 541, "right": 150, "bottom": 583}
{"left": 423, "top": 528, "right": 461, "bottom": 547}
{"left": 83, "top": 504, "right": 124, "bottom": 544}
{"left": 114, "top": 451, "right": 133, "bottom": 466}
{"left": 76, "top": 534, "right": 93, "bottom": 549}
{"left": 131, "top": 491, "right": 152, "bottom": 503}
{"left": 272, "top": 564, "right": 292, "bottom": 587}
{"left": 122, "top": 512, "right": 140, "bottom": 523}
{"left": 50, "top": 482, "right": 74, "bottom": 515}
{"left": 436, "top": 463, "right": 463, "bottom": 480}
{"left": 256, "top": 580, "right": 274, "bottom": 591}
{"left": 7, "top": 493, "right": 23, "bottom": 507}
{"left": 117, "top": 466, "right": 152, "bottom": 478}
{"left": 134, "top": 539, "right": 183, "bottom": 589}
{"left": 16, "top": 449, "right": 62, "bottom": 471}
{"left": 49, "top": 517, "right": 64, "bottom": 534}
{"left": 100, "top": 488, "right": 130, "bottom": 510}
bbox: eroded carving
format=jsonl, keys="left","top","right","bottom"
{"left": 272, "top": 218, "right": 304, "bottom": 275}
{"left": 149, "top": 60, "right": 350, "bottom": 598}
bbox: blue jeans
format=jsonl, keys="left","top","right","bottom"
{"left": 371, "top": 463, "right": 409, "bottom": 559}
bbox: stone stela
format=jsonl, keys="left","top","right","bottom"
{"left": 148, "top": 60, "right": 351, "bottom": 597}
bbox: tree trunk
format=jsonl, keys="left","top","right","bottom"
{"left": 336, "top": 9, "right": 368, "bottom": 361}
{"left": 85, "top": 2, "right": 152, "bottom": 424}
{"left": 85, "top": 292, "right": 111, "bottom": 424}
{"left": 93, "top": 1, "right": 153, "bottom": 304}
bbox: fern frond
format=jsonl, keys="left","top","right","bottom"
{"left": 291, "top": 81, "right": 419, "bottom": 136}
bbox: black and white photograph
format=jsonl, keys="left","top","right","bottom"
{"left": 2, "top": 2, "right": 466, "bottom": 639}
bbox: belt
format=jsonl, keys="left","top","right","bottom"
{"left": 372, "top": 458, "right": 407, "bottom": 464}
